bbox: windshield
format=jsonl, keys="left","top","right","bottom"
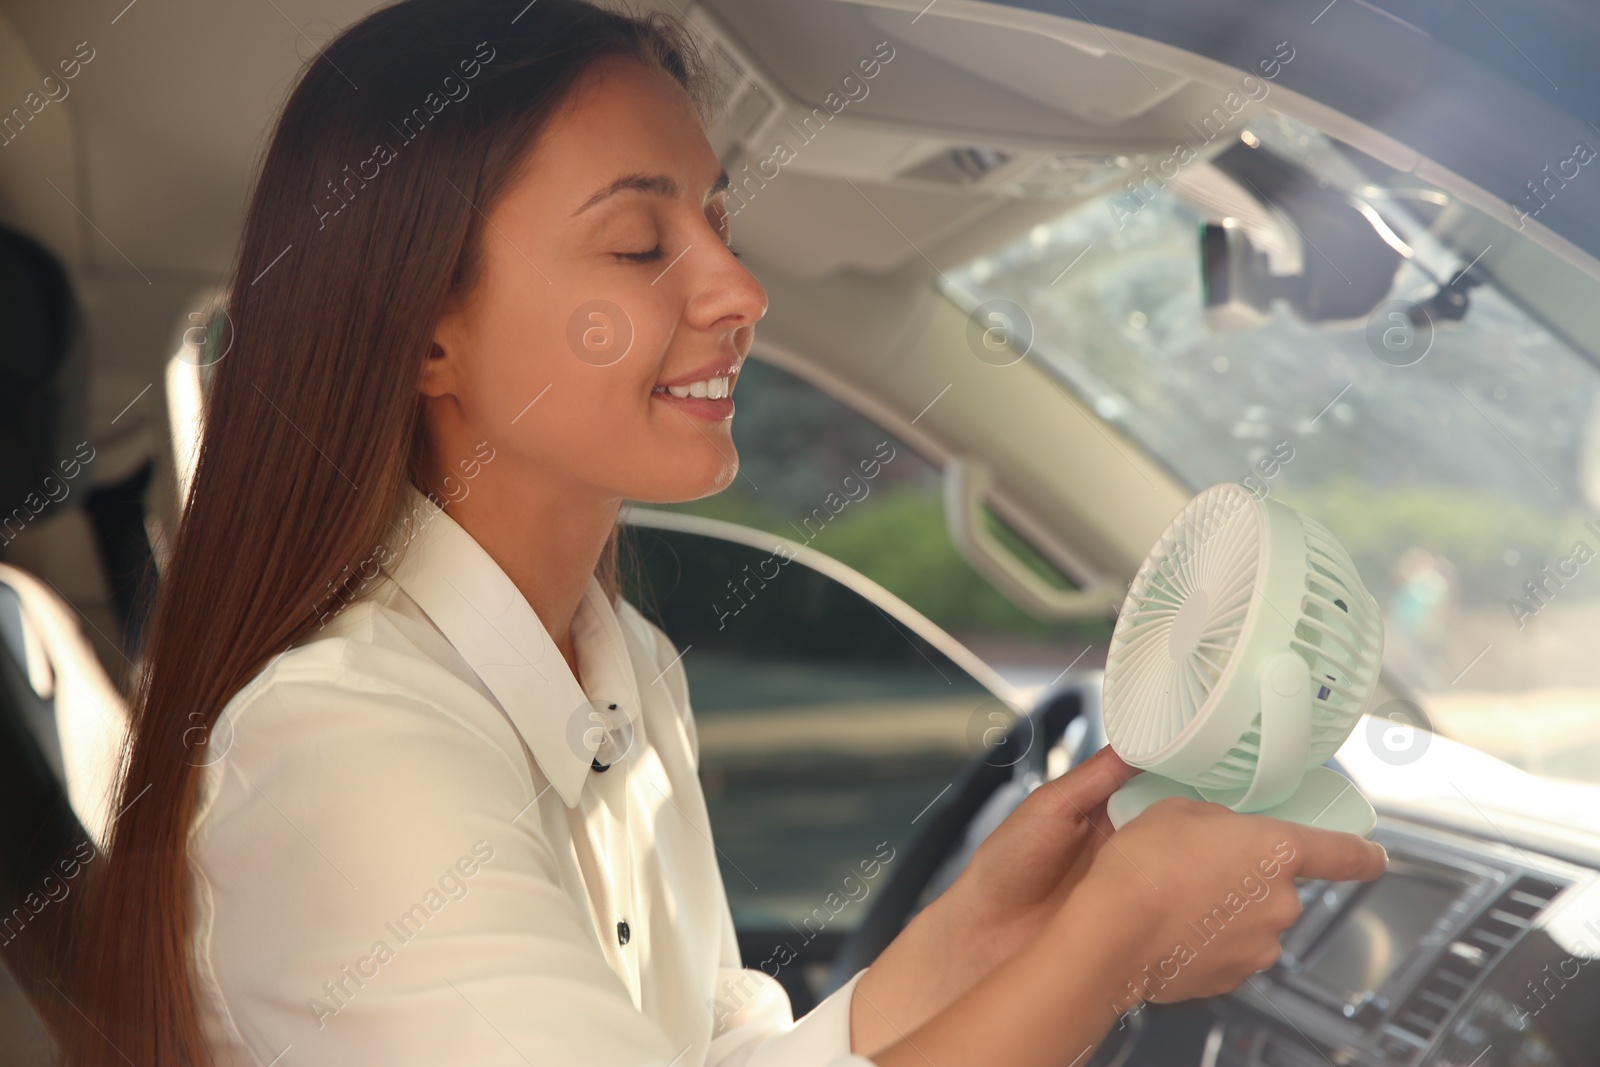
{"left": 944, "top": 116, "right": 1600, "bottom": 785}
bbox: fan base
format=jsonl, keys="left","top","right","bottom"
{"left": 1106, "top": 766, "right": 1376, "bottom": 836}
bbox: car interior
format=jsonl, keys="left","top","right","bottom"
{"left": 2, "top": 1, "right": 1599, "bottom": 1065}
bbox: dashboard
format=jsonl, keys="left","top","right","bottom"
{"left": 1216, "top": 825, "right": 1593, "bottom": 1062}
{"left": 1209, "top": 818, "right": 1600, "bottom": 1067}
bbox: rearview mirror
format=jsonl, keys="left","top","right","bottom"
{"left": 1201, "top": 142, "right": 1406, "bottom": 332}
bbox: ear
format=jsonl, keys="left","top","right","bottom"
{"left": 418, "top": 341, "right": 454, "bottom": 399}
{"left": 420, "top": 309, "right": 467, "bottom": 399}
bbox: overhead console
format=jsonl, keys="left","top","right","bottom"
{"left": 1216, "top": 818, "right": 1598, "bottom": 1067}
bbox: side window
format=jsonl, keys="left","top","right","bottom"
{"left": 622, "top": 358, "right": 1110, "bottom": 1010}
{"left": 660, "top": 358, "right": 1112, "bottom": 660}
{"left": 622, "top": 523, "right": 997, "bottom": 1014}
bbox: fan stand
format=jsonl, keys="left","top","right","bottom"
{"left": 1106, "top": 766, "right": 1375, "bottom": 835}
{"left": 1105, "top": 652, "right": 1376, "bottom": 836}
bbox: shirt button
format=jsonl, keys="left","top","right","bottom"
{"left": 591, "top": 704, "right": 623, "bottom": 772}
{"left": 617, "top": 919, "right": 631, "bottom": 945}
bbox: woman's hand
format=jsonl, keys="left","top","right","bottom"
{"left": 863, "top": 788, "right": 1387, "bottom": 1067}
{"left": 1060, "top": 796, "right": 1388, "bottom": 1013}
{"left": 938, "top": 745, "right": 1139, "bottom": 974}
{"left": 849, "top": 746, "right": 1137, "bottom": 1057}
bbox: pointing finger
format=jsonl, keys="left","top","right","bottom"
{"left": 1278, "top": 823, "right": 1388, "bottom": 883}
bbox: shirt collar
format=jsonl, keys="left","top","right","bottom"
{"left": 379, "top": 483, "right": 641, "bottom": 808}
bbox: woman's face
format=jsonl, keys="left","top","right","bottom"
{"left": 423, "top": 54, "right": 766, "bottom": 506}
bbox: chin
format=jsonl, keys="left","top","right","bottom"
{"left": 630, "top": 458, "right": 738, "bottom": 504}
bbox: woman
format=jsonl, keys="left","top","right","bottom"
{"left": 65, "top": 2, "right": 1387, "bottom": 1064}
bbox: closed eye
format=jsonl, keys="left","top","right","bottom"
{"left": 614, "top": 247, "right": 665, "bottom": 263}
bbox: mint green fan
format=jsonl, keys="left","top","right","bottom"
{"left": 1102, "top": 483, "right": 1382, "bottom": 836}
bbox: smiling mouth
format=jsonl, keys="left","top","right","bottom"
{"left": 653, "top": 374, "right": 732, "bottom": 399}
{"left": 651, "top": 363, "right": 739, "bottom": 421}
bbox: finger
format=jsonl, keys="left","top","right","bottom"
{"left": 1276, "top": 823, "right": 1388, "bottom": 883}
{"left": 1049, "top": 746, "right": 1139, "bottom": 812}
{"left": 1087, "top": 800, "right": 1117, "bottom": 839}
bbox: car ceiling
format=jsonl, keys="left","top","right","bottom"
{"left": 0, "top": 0, "right": 1252, "bottom": 280}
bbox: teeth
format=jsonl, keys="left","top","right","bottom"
{"left": 660, "top": 375, "right": 730, "bottom": 400}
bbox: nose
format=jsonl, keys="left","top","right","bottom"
{"left": 683, "top": 238, "right": 767, "bottom": 338}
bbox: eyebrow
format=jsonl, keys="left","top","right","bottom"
{"left": 571, "top": 169, "right": 731, "bottom": 216}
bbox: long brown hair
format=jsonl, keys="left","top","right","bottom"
{"left": 59, "top": 3, "right": 714, "bottom": 1062}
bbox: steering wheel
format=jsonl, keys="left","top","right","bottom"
{"left": 824, "top": 684, "right": 1090, "bottom": 989}
{"left": 822, "top": 678, "right": 1314, "bottom": 1067}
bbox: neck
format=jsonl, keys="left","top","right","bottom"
{"left": 420, "top": 455, "right": 620, "bottom": 682}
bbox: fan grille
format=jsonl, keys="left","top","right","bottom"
{"left": 1188, "top": 523, "right": 1381, "bottom": 792}
{"left": 1103, "top": 486, "right": 1263, "bottom": 764}
{"left": 1104, "top": 489, "right": 1383, "bottom": 781}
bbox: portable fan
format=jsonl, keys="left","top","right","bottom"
{"left": 1102, "top": 483, "right": 1383, "bottom": 836}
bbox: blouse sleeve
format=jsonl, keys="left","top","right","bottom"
{"left": 189, "top": 652, "right": 879, "bottom": 1067}
{"left": 704, "top": 908, "right": 875, "bottom": 1067}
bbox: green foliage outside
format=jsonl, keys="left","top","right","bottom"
{"left": 658, "top": 485, "right": 1110, "bottom": 646}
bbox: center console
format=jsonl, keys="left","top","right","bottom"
{"left": 1211, "top": 818, "right": 1599, "bottom": 1067}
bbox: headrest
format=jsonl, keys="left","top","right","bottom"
{"left": 0, "top": 228, "right": 83, "bottom": 520}
{"left": 0, "top": 227, "right": 75, "bottom": 388}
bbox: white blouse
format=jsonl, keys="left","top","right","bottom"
{"left": 188, "top": 483, "right": 876, "bottom": 1066}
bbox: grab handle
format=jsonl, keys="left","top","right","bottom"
{"left": 942, "top": 457, "right": 1119, "bottom": 622}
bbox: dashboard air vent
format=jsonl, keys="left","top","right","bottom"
{"left": 1386, "top": 874, "right": 1565, "bottom": 1052}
